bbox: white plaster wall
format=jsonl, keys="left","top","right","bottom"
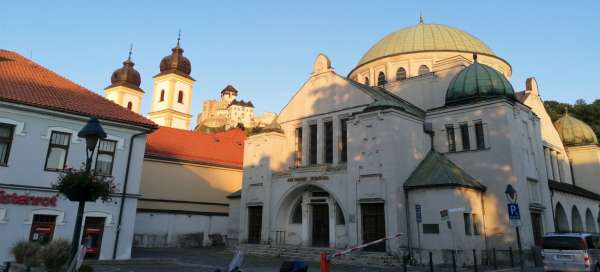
{"left": 134, "top": 212, "right": 228, "bottom": 247}
{"left": 0, "top": 104, "right": 149, "bottom": 262}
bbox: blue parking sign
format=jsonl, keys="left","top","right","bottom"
{"left": 507, "top": 203, "right": 521, "bottom": 226}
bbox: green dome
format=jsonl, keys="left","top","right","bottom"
{"left": 554, "top": 112, "right": 598, "bottom": 146}
{"left": 445, "top": 56, "right": 515, "bottom": 105}
{"left": 357, "top": 22, "right": 495, "bottom": 67}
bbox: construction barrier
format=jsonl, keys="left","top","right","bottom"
{"left": 320, "top": 233, "right": 403, "bottom": 272}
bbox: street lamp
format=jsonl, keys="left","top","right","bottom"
{"left": 505, "top": 184, "right": 524, "bottom": 271}
{"left": 69, "top": 117, "right": 106, "bottom": 263}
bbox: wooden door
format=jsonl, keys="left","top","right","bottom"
{"left": 361, "top": 203, "right": 386, "bottom": 252}
{"left": 531, "top": 211, "right": 543, "bottom": 246}
{"left": 247, "top": 206, "right": 263, "bottom": 244}
{"left": 312, "top": 204, "right": 329, "bottom": 246}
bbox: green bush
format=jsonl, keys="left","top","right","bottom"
{"left": 10, "top": 241, "right": 42, "bottom": 266}
{"left": 78, "top": 264, "right": 95, "bottom": 272}
{"left": 37, "top": 239, "right": 70, "bottom": 272}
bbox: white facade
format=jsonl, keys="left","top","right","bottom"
{"left": 0, "top": 102, "right": 151, "bottom": 262}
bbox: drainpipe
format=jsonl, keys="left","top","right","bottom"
{"left": 113, "top": 130, "right": 152, "bottom": 260}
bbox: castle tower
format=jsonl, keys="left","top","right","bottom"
{"left": 104, "top": 48, "right": 144, "bottom": 113}
{"left": 147, "top": 35, "right": 195, "bottom": 129}
{"left": 220, "top": 85, "right": 238, "bottom": 104}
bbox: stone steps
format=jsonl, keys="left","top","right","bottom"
{"left": 237, "top": 244, "right": 402, "bottom": 267}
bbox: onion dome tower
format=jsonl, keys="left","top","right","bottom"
{"left": 104, "top": 47, "right": 144, "bottom": 113}
{"left": 554, "top": 110, "right": 598, "bottom": 146}
{"left": 148, "top": 31, "right": 196, "bottom": 130}
{"left": 445, "top": 54, "right": 515, "bottom": 106}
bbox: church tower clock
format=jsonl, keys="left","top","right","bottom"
{"left": 147, "top": 35, "right": 195, "bottom": 130}
{"left": 104, "top": 48, "right": 144, "bottom": 113}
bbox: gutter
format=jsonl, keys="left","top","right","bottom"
{"left": 112, "top": 129, "right": 153, "bottom": 260}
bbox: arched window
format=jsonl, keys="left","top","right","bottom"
{"left": 177, "top": 91, "right": 184, "bottom": 104}
{"left": 290, "top": 199, "right": 302, "bottom": 224}
{"left": 126, "top": 101, "right": 133, "bottom": 110}
{"left": 159, "top": 90, "right": 165, "bottom": 102}
{"left": 364, "top": 77, "right": 370, "bottom": 86}
{"left": 418, "top": 65, "right": 430, "bottom": 75}
{"left": 396, "top": 67, "right": 407, "bottom": 81}
{"left": 377, "top": 72, "right": 387, "bottom": 86}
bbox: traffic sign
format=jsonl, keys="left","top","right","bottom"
{"left": 507, "top": 203, "right": 521, "bottom": 226}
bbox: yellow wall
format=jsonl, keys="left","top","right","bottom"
{"left": 139, "top": 159, "right": 243, "bottom": 213}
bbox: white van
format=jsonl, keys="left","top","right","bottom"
{"left": 542, "top": 233, "right": 600, "bottom": 271}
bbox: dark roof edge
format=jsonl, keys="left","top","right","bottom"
{"left": 549, "top": 180, "right": 600, "bottom": 202}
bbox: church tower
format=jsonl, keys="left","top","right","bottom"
{"left": 147, "top": 35, "right": 195, "bottom": 129}
{"left": 104, "top": 48, "right": 143, "bottom": 113}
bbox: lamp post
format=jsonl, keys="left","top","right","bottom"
{"left": 505, "top": 184, "right": 524, "bottom": 271}
{"left": 69, "top": 117, "right": 106, "bottom": 264}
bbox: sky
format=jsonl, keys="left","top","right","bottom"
{"left": 1, "top": 1, "right": 599, "bottom": 118}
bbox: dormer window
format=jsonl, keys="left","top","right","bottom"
{"left": 418, "top": 65, "right": 430, "bottom": 75}
{"left": 377, "top": 72, "right": 387, "bottom": 86}
{"left": 177, "top": 91, "right": 184, "bottom": 104}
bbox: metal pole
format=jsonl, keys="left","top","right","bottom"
{"left": 473, "top": 249, "right": 478, "bottom": 272}
{"left": 429, "top": 251, "right": 434, "bottom": 272}
{"left": 509, "top": 247, "right": 514, "bottom": 267}
{"left": 403, "top": 253, "right": 408, "bottom": 272}
{"left": 516, "top": 226, "right": 524, "bottom": 271}
{"left": 69, "top": 150, "right": 93, "bottom": 269}
{"left": 452, "top": 250, "right": 456, "bottom": 272}
{"left": 493, "top": 248, "right": 497, "bottom": 269}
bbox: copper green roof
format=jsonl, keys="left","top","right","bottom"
{"left": 404, "top": 151, "right": 485, "bottom": 191}
{"left": 357, "top": 22, "right": 495, "bottom": 67}
{"left": 554, "top": 111, "right": 598, "bottom": 146}
{"left": 445, "top": 56, "right": 515, "bottom": 106}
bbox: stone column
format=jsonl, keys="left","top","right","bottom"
{"left": 302, "top": 122, "right": 310, "bottom": 166}
{"left": 544, "top": 148, "right": 554, "bottom": 180}
{"left": 332, "top": 115, "right": 340, "bottom": 165}
{"left": 551, "top": 150, "right": 561, "bottom": 182}
{"left": 301, "top": 193, "right": 310, "bottom": 246}
{"left": 317, "top": 119, "right": 324, "bottom": 164}
{"left": 328, "top": 198, "right": 336, "bottom": 248}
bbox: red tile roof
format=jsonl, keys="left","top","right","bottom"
{"left": 145, "top": 127, "right": 246, "bottom": 168}
{"left": 0, "top": 50, "right": 156, "bottom": 128}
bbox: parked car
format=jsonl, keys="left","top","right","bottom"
{"left": 542, "top": 232, "right": 600, "bottom": 271}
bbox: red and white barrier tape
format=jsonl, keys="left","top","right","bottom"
{"left": 326, "top": 233, "right": 403, "bottom": 261}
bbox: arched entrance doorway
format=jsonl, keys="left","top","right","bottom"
{"left": 274, "top": 184, "right": 346, "bottom": 248}
{"left": 555, "top": 203, "right": 569, "bottom": 232}
{"left": 572, "top": 206, "right": 584, "bottom": 232}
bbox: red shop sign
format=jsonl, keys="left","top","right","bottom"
{"left": 0, "top": 190, "right": 57, "bottom": 207}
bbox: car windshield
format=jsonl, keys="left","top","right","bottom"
{"left": 543, "top": 236, "right": 585, "bottom": 250}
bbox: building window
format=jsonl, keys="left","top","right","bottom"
{"left": 423, "top": 224, "right": 440, "bottom": 234}
{"left": 460, "top": 123, "right": 470, "bottom": 151}
{"left": 29, "top": 214, "right": 57, "bottom": 243}
{"left": 0, "top": 124, "right": 15, "bottom": 166}
{"left": 340, "top": 119, "right": 348, "bottom": 163}
{"left": 418, "top": 65, "right": 430, "bottom": 75}
{"left": 528, "top": 179, "right": 541, "bottom": 203}
{"left": 177, "top": 91, "right": 184, "bottom": 104}
{"left": 336, "top": 203, "right": 345, "bottom": 225}
{"left": 446, "top": 125, "right": 456, "bottom": 152}
{"left": 364, "top": 77, "right": 370, "bottom": 86}
{"left": 290, "top": 199, "right": 302, "bottom": 224}
{"left": 309, "top": 124, "right": 318, "bottom": 165}
{"left": 126, "top": 101, "right": 133, "bottom": 110}
{"left": 45, "top": 131, "right": 71, "bottom": 171}
{"left": 472, "top": 214, "right": 481, "bottom": 236}
{"left": 324, "top": 121, "right": 333, "bottom": 164}
{"left": 294, "top": 127, "right": 303, "bottom": 166}
{"left": 475, "top": 121, "right": 485, "bottom": 149}
{"left": 396, "top": 67, "right": 407, "bottom": 81}
{"left": 464, "top": 213, "right": 472, "bottom": 235}
{"left": 95, "top": 140, "right": 117, "bottom": 176}
{"left": 377, "top": 72, "right": 387, "bottom": 86}
{"left": 159, "top": 90, "right": 165, "bottom": 102}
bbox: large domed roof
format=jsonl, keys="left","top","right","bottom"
{"left": 357, "top": 21, "right": 495, "bottom": 67}
{"left": 554, "top": 111, "right": 598, "bottom": 146}
{"left": 107, "top": 52, "right": 142, "bottom": 92}
{"left": 445, "top": 54, "right": 515, "bottom": 106}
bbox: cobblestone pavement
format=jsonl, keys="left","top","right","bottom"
{"left": 88, "top": 247, "right": 544, "bottom": 272}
